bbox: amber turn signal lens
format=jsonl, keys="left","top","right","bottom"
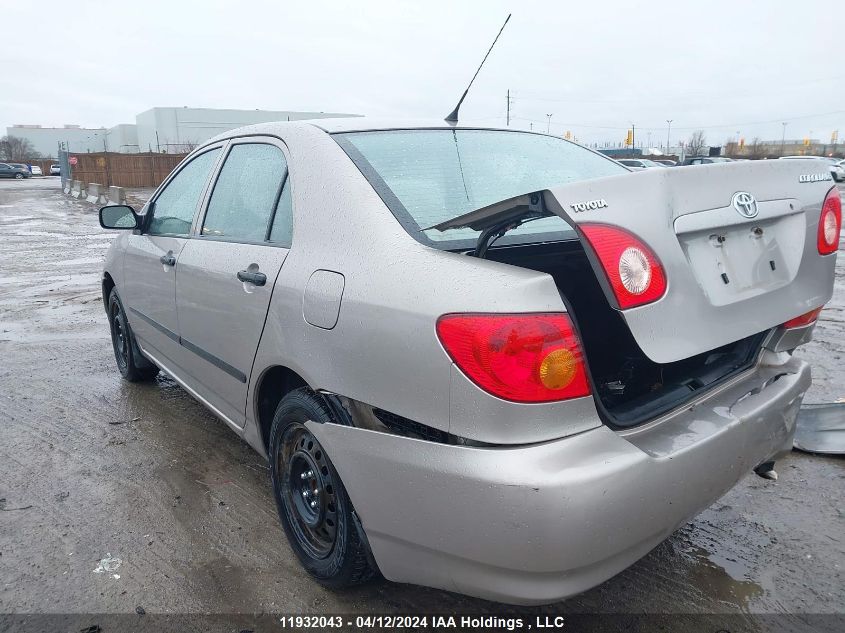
{"left": 539, "top": 348, "right": 577, "bottom": 390}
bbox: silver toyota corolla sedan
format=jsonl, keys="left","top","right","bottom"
{"left": 99, "top": 119, "right": 840, "bottom": 605}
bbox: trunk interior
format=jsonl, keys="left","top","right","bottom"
{"left": 482, "top": 239, "right": 767, "bottom": 428}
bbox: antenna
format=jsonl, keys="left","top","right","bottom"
{"left": 444, "top": 14, "right": 511, "bottom": 124}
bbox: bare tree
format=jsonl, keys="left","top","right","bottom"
{"left": 686, "top": 130, "right": 707, "bottom": 157}
{"left": 749, "top": 137, "right": 766, "bottom": 160}
{"left": 0, "top": 135, "right": 41, "bottom": 161}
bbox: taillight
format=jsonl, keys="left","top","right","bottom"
{"left": 818, "top": 186, "right": 841, "bottom": 255}
{"left": 783, "top": 306, "right": 823, "bottom": 329}
{"left": 436, "top": 313, "right": 590, "bottom": 403}
{"left": 579, "top": 224, "right": 667, "bottom": 309}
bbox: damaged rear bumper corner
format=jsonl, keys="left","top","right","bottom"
{"left": 308, "top": 354, "right": 810, "bottom": 605}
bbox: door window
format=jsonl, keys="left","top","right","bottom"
{"left": 202, "top": 143, "right": 287, "bottom": 242}
{"left": 148, "top": 148, "right": 220, "bottom": 236}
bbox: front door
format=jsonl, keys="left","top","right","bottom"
{"left": 122, "top": 147, "right": 222, "bottom": 371}
{"left": 174, "top": 140, "right": 293, "bottom": 426}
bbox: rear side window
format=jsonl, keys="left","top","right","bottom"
{"left": 337, "top": 129, "right": 626, "bottom": 247}
{"left": 202, "top": 143, "right": 287, "bottom": 242}
{"left": 149, "top": 149, "right": 220, "bottom": 236}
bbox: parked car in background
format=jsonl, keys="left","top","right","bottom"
{"left": 682, "top": 156, "right": 734, "bottom": 165}
{"left": 30, "top": 165, "right": 43, "bottom": 176}
{"left": 49, "top": 164, "right": 61, "bottom": 176}
{"left": 617, "top": 158, "right": 667, "bottom": 170}
{"left": 653, "top": 159, "right": 677, "bottom": 166}
{"left": 0, "top": 163, "right": 32, "bottom": 179}
{"left": 780, "top": 155, "right": 845, "bottom": 182}
{"left": 97, "top": 120, "right": 838, "bottom": 605}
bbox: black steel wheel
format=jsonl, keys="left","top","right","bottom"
{"left": 281, "top": 423, "right": 339, "bottom": 559}
{"left": 269, "top": 388, "right": 377, "bottom": 587}
{"left": 107, "top": 288, "right": 159, "bottom": 382}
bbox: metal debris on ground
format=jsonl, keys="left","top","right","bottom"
{"left": 794, "top": 403, "right": 845, "bottom": 454}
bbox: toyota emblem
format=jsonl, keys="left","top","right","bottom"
{"left": 732, "top": 192, "right": 758, "bottom": 218}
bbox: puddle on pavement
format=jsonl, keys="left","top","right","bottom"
{"left": 683, "top": 544, "right": 764, "bottom": 609}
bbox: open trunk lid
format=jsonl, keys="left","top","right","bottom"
{"left": 433, "top": 161, "right": 837, "bottom": 363}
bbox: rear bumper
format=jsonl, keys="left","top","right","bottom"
{"left": 311, "top": 353, "right": 809, "bottom": 605}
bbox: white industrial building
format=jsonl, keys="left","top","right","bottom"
{"left": 106, "top": 123, "right": 140, "bottom": 153}
{"left": 5, "top": 124, "right": 108, "bottom": 156}
{"left": 135, "top": 107, "right": 358, "bottom": 153}
{"left": 7, "top": 107, "right": 359, "bottom": 156}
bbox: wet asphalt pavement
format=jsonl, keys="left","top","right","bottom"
{"left": 0, "top": 178, "right": 843, "bottom": 631}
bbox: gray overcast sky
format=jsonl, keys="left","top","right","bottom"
{"left": 1, "top": 0, "right": 842, "bottom": 148}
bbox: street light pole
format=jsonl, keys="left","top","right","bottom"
{"left": 781, "top": 122, "right": 787, "bottom": 155}
{"left": 666, "top": 119, "right": 672, "bottom": 154}
{"left": 546, "top": 114, "right": 553, "bottom": 134}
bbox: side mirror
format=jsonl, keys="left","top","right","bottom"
{"left": 99, "top": 205, "right": 139, "bottom": 230}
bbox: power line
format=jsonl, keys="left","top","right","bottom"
{"left": 512, "top": 75, "right": 845, "bottom": 105}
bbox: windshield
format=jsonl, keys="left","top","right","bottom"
{"left": 336, "top": 129, "right": 627, "bottom": 248}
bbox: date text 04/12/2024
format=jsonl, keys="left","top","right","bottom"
{"left": 277, "top": 615, "right": 567, "bottom": 630}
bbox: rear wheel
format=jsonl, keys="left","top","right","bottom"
{"left": 108, "top": 288, "right": 159, "bottom": 382}
{"left": 14, "top": 173, "right": 23, "bottom": 179}
{"left": 269, "top": 388, "right": 377, "bottom": 587}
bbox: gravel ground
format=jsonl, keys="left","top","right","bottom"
{"left": 0, "top": 177, "right": 842, "bottom": 632}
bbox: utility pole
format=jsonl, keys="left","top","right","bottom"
{"left": 666, "top": 120, "right": 672, "bottom": 154}
{"left": 546, "top": 113, "right": 553, "bottom": 134}
{"left": 631, "top": 124, "right": 636, "bottom": 154}
{"left": 506, "top": 89, "right": 513, "bottom": 126}
{"left": 781, "top": 122, "right": 787, "bottom": 155}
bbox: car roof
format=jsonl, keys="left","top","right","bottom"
{"left": 204, "top": 117, "right": 551, "bottom": 144}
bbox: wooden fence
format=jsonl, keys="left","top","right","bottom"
{"left": 66, "top": 152, "right": 187, "bottom": 188}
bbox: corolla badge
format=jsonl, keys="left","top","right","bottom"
{"left": 798, "top": 173, "right": 832, "bottom": 183}
{"left": 731, "top": 191, "right": 758, "bottom": 218}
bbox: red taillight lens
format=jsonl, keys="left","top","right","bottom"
{"left": 783, "top": 306, "right": 823, "bottom": 329}
{"left": 818, "top": 186, "right": 841, "bottom": 255}
{"left": 436, "top": 313, "right": 590, "bottom": 403}
{"left": 579, "top": 224, "right": 667, "bottom": 309}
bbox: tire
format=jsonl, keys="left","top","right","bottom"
{"left": 269, "top": 388, "right": 377, "bottom": 587}
{"left": 107, "top": 288, "right": 159, "bottom": 382}
{"left": 14, "top": 173, "right": 23, "bottom": 179}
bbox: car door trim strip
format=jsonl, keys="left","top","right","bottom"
{"left": 128, "top": 307, "right": 247, "bottom": 384}
{"left": 179, "top": 336, "right": 247, "bottom": 383}
{"left": 129, "top": 307, "right": 179, "bottom": 342}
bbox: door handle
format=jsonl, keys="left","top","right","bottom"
{"left": 237, "top": 270, "right": 267, "bottom": 286}
{"left": 160, "top": 253, "right": 176, "bottom": 266}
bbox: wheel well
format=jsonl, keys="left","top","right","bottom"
{"left": 102, "top": 272, "right": 115, "bottom": 310}
{"left": 256, "top": 366, "right": 308, "bottom": 451}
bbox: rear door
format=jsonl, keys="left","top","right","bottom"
{"left": 174, "top": 138, "right": 293, "bottom": 427}
{"left": 435, "top": 160, "right": 837, "bottom": 363}
{"left": 122, "top": 146, "right": 223, "bottom": 369}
